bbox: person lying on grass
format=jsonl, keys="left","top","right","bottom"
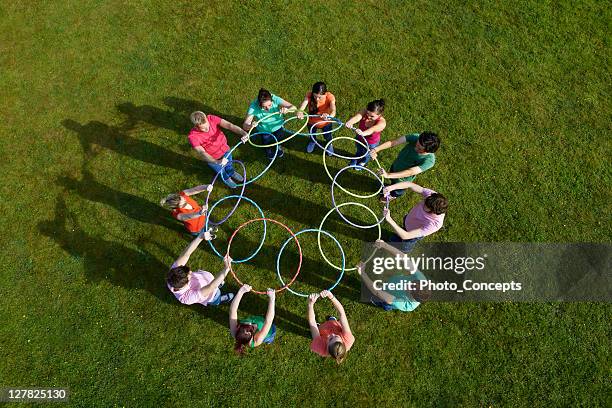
{"left": 189, "top": 111, "right": 249, "bottom": 189}
{"left": 344, "top": 99, "right": 387, "bottom": 169}
{"left": 243, "top": 88, "right": 297, "bottom": 161}
{"left": 229, "top": 284, "right": 277, "bottom": 354}
{"left": 166, "top": 230, "right": 234, "bottom": 306}
{"left": 160, "top": 184, "right": 213, "bottom": 235}
{"left": 357, "top": 242, "right": 431, "bottom": 312}
{"left": 296, "top": 81, "right": 337, "bottom": 155}
{"left": 382, "top": 182, "right": 448, "bottom": 253}
{"left": 307, "top": 290, "right": 355, "bottom": 364}
{"left": 372, "top": 131, "right": 440, "bottom": 202}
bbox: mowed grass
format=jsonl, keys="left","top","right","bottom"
{"left": 0, "top": 0, "right": 610, "bottom": 406}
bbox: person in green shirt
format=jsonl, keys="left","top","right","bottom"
{"left": 229, "top": 284, "right": 277, "bottom": 354}
{"left": 371, "top": 131, "right": 440, "bottom": 202}
{"left": 242, "top": 88, "right": 298, "bottom": 160}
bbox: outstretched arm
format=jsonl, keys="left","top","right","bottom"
{"left": 193, "top": 146, "right": 220, "bottom": 164}
{"left": 307, "top": 293, "right": 320, "bottom": 339}
{"left": 219, "top": 118, "right": 248, "bottom": 141}
{"left": 370, "top": 136, "right": 407, "bottom": 160}
{"left": 383, "top": 181, "right": 424, "bottom": 195}
{"left": 253, "top": 289, "right": 276, "bottom": 346}
{"left": 344, "top": 110, "right": 364, "bottom": 128}
{"left": 384, "top": 209, "right": 422, "bottom": 241}
{"left": 229, "top": 284, "right": 251, "bottom": 338}
{"left": 200, "top": 255, "right": 231, "bottom": 299}
{"left": 182, "top": 184, "right": 213, "bottom": 196}
{"left": 321, "top": 290, "right": 352, "bottom": 336}
{"left": 172, "top": 233, "right": 206, "bottom": 267}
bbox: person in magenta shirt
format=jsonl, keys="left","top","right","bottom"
{"left": 307, "top": 290, "right": 355, "bottom": 364}
{"left": 382, "top": 182, "right": 448, "bottom": 253}
{"left": 343, "top": 99, "right": 387, "bottom": 169}
{"left": 166, "top": 229, "right": 234, "bottom": 306}
{"left": 188, "top": 111, "right": 248, "bottom": 189}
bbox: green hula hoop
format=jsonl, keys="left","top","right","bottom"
{"left": 317, "top": 202, "right": 381, "bottom": 271}
{"left": 246, "top": 109, "right": 309, "bottom": 148}
{"left": 322, "top": 136, "right": 386, "bottom": 199}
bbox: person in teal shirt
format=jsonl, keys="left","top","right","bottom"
{"left": 229, "top": 284, "right": 277, "bottom": 354}
{"left": 357, "top": 241, "right": 431, "bottom": 311}
{"left": 371, "top": 131, "right": 440, "bottom": 201}
{"left": 243, "top": 88, "right": 297, "bottom": 160}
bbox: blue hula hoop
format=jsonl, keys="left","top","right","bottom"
{"left": 204, "top": 160, "right": 247, "bottom": 226}
{"left": 205, "top": 195, "right": 267, "bottom": 263}
{"left": 227, "top": 132, "right": 279, "bottom": 186}
{"left": 275, "top": 228, "right": 345, "bottom": 297}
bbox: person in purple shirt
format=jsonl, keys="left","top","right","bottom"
{"left": 382, "top": 181, "right": 448, "bottom": 253}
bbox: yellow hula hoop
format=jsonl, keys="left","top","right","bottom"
{"left": 322, "top": 136, "right": 386, "bottom": 199}
{"left": 247, "top": 109, "right": 309, "bottom": 148}
{"left": 318, "top": 201, "right": 382, "bottom": 271}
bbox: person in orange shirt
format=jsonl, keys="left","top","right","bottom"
{"left": 297, "top": 82, "right": 337, "bottom": 156}
{"left": 160, "top": 184, "right": 214, "bottom": 235}
{"left": 307, "top": 290, "right": 355, "bottom": 364}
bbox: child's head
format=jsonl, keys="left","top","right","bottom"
{"left": 167, "top": 265, "right": 191, "bottom": 290}
{"left": 234, "top": 323, "right": 257, "bottom": 355}
{"left": 327, "top": 335, "right": 347, "bottom": 364}
{"left": 160, "top": 193, "right": 185, "bottom": 210}
{"left": 257, "top": 88, "right": 273, "bottom": 110}
{"left": 416, "top": 131, "right": 440, "bottom": 153}
{"left": 424, "top": 193, "right": 448, "bottom": 215}
{"left": 190, "top": 111, "right": 209, "bottom": 131}
{"left": 365, "top": 99, "right": 385, "bottom": 120}
{"left": 309, "top": 82, "right": 328, "bottom": 114}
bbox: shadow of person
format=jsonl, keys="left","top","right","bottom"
{"left": 38, "top": 196, "right": 173, "bottom": 304}
{"left": 56, "top": 170, "right": 185, "bottom": 234}
{"left": 62, "top": 119, "right": 204, "bottom": 176}
{"left": 162, "top": 96, "right": 244, "bottom": 128}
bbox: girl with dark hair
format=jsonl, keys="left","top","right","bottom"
{"left": 229, "top": 284, "right": 277, "bottom": 354}
{"left": 344, "top": 99, "right": 387, "bottom": 168}
{"left": 307, "top": 290, "right": 354, "bottom": 364}
{"left": 297, "top": 82, "right": 336, "bottom": 155}
{"left": 243, "top": 88, "right": 297, "bottom": 160}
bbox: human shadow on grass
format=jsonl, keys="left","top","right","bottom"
{"left": 62, "top": 119, "right": 205, "bottom": 176}
{"left": 56, "top": 170, "right": 185, "bottom": 235}
{"left": 39, "top": 196, "right": 174, "bottom": 304}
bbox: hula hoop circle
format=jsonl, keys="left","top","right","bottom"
{"left": 286, "top": 114, "right": 343, "bottom": 137}
{"left": 276, "top": 228, "right": 345, "bottom": 297}
{"left": 205, "top": 195, "right": 267, "bottom": 263}
{"left": 247, "top": 111, "right": 308, "bottom": 148}
{"left": 204, "top": 160, "right": 247, "bottom": 225}
{"left": 318, "top": 202, "right": 382, "bottom": 272}
{"left": 227, "top": 218, "right": 302, "bottom": 294}
{"left": 228, "top": 133, "right": 279, "bottom": 186}
{"left": 331, "top": 164, "right": 390, "bottom": 228}
{"left": 322, "top": 136, "right": 385, "bottom": 198}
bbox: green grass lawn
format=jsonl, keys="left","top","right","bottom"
{"left": 1, "top": 0, "right": 610, "bottom": 406}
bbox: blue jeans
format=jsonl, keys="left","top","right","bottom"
{"left": 206, "top": 290, "right": 223, "bottom": 306}
{"left": 389, "top": 233, "right": 423, "bottom": 253}
{"left": 262, "top": 323, "right": 277, "bottom": 344}
{"left": 207, "top": 151, "right": 235, "bottom": 187}
{"left": 310, "top": 123, "right": 333, "bottom": 144}
{"left": 351, "top": 139, "right": 379, "bottom": 166}
{"left": 259, "top": 127, "right": 285, "bottom": 158}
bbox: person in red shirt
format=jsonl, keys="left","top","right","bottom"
{"left": 160, "top": 184, "right": 214, "bottom": 235}
{"left": 307, "top": 290, "right": 355, "bottom": 364}
{"left": 189, "top": 111, "right": 248, "bottom": 188}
